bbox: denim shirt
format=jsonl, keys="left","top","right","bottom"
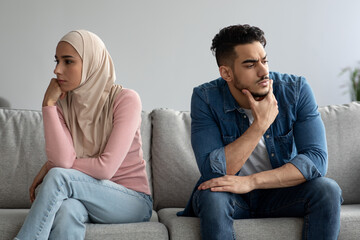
{"left": 178, "top": 71, "right": 328, "bottom": 217}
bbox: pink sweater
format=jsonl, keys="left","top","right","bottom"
{"left": 42, "top": 89, "right": 151, "bottom": 195}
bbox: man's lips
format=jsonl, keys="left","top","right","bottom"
{"left": 257, "top": 79, "right": 269, "bottom": 87}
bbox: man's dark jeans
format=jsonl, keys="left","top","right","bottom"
{"left": 192, "top": 177, "right": 342, "bottom": 240}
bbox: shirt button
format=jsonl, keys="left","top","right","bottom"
{"left": 271, "top": 153, "right": 275, "bottom": 157}
{"left": 266, "top": 135, "right": 270, "bottom": 138}
{"left": 243, "top": 115, "right": 247, "bottom": 118}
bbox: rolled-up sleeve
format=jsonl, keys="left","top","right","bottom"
{"left": 191, "top": 87, "right": 227, "bottom": 181}
{"left": 290, "top": 78, "right": 328, "bottom": 180}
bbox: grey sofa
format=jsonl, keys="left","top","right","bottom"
{"left": 1, "top": 102, "right": 360, "bottom": 240}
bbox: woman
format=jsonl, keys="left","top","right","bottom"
{"left": 15, "top": 30, "right": 152, "bottom": 239}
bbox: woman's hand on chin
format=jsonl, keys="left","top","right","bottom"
{"left": 42, "top": 78, "right": 66, "bottom": 107}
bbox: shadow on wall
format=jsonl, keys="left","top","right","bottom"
{"left": 0, "top": 97, "right": 11, "bottom": 108}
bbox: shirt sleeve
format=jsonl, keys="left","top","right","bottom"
{"left": 43, "top": 105, "right": 77, "bottom": 169}
{"left": 43, "top": 89, "right": 142, "bottom": 180}
{"left": 72, "top": 89, "right": 142, "bottom": 180}
{"left": 191, "top": 87, "right": 227, "bottom": 181}
{"left": 289, "top": 78, "right": 328, "bottom": 180}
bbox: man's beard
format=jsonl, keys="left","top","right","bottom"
{"left": 250, "top": 91, "right": 269, "bottom": 98}
{"left": 234, "top": 75, "right": 270, "bottom": 99}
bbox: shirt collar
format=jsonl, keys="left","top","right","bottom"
{"left": 222, "top": 80, "right": 241, "bottom": 113}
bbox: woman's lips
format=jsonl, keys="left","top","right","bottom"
{"left": 57, "top": 79, "right": 66, "bottom": 84}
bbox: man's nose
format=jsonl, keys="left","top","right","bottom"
{"left": 258, "top": 62, "right": 269, "bottom": 77}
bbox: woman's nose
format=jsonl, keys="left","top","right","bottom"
{"left": 54, "top": 63, "right": 61, "bottom": 75}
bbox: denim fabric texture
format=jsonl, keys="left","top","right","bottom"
{"left": 192, "top": 72, "right": 327, "bottom": 183}
{"left": 178, "top": 72, "right": 342, "bottom": 239}
{"left": 15, "top": 168, "right": 153, "bottom": 240}
{"left": 192, "top": 177, "right": 342, "bottom": 240}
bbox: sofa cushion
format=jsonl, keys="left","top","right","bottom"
{"left": 0, "top": 109, "right": 46, "bottom": 208}
{"left": 319, "top": 102, "right": 360, "bottom": 204}
{"left": 158, "top": 208, "right": 303, "bottom": 240}
{"left": 0, "top": 109, "right": 153, "bottom": 208}
{"left": 339, "top": 204, "right": 360, "bottom": 238}
{"left": 159, "top": 206, "right": 360, "bottom": 239}
{"left": 0, "top": 209, "right": 167, "bottom": 240}
{"left": 140, "top": 111, "right": 153, "bottom": 195}
{"left": 151, "top": 109, "right": 200, "bottom": 210}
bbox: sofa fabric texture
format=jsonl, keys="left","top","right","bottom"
{"left": 1, "top": 102, "right": 360, "bottom": 239}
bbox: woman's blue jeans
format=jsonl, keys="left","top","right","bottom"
{"left": 192, "top": 177, "right": 342, "bottom": 240}
{"left": 15, "top": 168, "right": 153, "bottom": 240}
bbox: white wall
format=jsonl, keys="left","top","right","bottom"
{"left": 1, "top": 0, "right": 359, "bottom": 111}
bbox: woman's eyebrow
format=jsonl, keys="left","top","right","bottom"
{"left": 54, "top": 55, "right": 75, "bottom": 59}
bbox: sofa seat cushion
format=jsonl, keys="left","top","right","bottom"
{"left": 0, "top": 209, "right": 165, "bottom": 240}
{"left": 159, "top": 207, "right": 359, "bottom": 240}
{"left": 84, "top": 222, "right": 168, "bottom": 240}
{"left": 339, "top": 204, "right": 360, "bottom": 239}
{"left": 159, "top": 208, "right": 303, "bottom": 240}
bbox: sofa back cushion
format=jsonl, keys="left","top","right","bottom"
{"left": 151, "top": 109, "right": 200, "bottom": 210}
{"left": 319, "top": 102, "right": 360, "bottom": 204}
{"left": 0, "top": 109, "right": 46, "bottom": 208}
{"left": 151, "top": 104, "right": 360, "bottom": 210}
{"left": 140, "top": 111, "right": 153, "bottom": 195}
{"left": 0, "top": 108, "right": 153, "bottom": 208}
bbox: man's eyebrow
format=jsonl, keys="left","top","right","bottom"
{"left": 242, "top": 55, "right": 267, "bottom": 64}
{"left": 242, "top": 59, "right": 259, "bottom": 64}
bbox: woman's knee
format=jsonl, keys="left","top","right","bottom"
{"left": 55, "top": 198, "right": 88, "bottom": 221}
{"left": 46, "top": 167, "right": 68, "bottom": 180}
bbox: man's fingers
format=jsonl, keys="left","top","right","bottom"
{"left": 210, "top": 186, "right": 230, "bottom": 192}
{"left": 242, "top": 89, "right": 256, "bottom": 105}
{"left": 198, "top": 176, "right": 234, "bottom": 190}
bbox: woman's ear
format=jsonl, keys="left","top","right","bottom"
{"left": 219, "top": 66, "right": 233, "bottom": 82}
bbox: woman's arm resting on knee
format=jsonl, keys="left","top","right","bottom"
{"left": 29, "top": 162, "right": 50, "bottom": 203}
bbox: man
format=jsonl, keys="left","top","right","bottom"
{"left": 178, "top": 24, "right": 342, "bottom": 239}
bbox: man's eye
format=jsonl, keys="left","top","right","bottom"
{"left": 247, "top": 64, "right": 254, "bottom": 68}
{"left": 54, "top": 60, "right": 59, "bottom": 64}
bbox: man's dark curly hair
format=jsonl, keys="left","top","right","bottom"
{"left": 211, "top": 24, "right": 266, "bottom": 67}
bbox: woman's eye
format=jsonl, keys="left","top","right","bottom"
{"left": 65, "top": 60, "right": 73, "bottom": 64}
{"left": 54, "top": 60, "right": 59, "bottom": 64}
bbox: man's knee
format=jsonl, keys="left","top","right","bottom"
{"left": 309, "top": 177, "right": 343, "bottom": 207}
{"left": 193, "top": 189, "right": 234, "bottom": 216}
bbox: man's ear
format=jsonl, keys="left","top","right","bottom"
{"left": 219, "top": 66, "right": 233, "bottom": 82}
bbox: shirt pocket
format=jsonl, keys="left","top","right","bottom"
{"left": 274, "top": 128, "right": 295, "bottom": 161}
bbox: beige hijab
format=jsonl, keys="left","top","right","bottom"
{"left": 58, "top": 30, "right": 122, "bottom": 158}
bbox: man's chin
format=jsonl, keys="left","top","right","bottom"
{"left": 250, "top": 91, "right": 269, "bottom": 100}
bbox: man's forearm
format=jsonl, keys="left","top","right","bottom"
{"left": 250, "top": 163, "right": 306, "bottom": 190}
{"left": 225, "top": 121, "right": 266, "bottom": 175}
{"left": 198, "top": 163, "right": 306, "bottom": 194}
